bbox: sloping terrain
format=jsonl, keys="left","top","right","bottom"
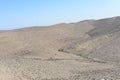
{"left": 0, "top": 16, "right": 120, "bottom": 80}
{"left": 60, "top": 17, "right": 120, "bottom": 64}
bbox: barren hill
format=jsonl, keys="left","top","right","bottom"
{"left": 0, "top": 16, "right": 120, "bottom": 80}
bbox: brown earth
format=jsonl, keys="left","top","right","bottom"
{"left": 0, "top": 16, "right": 120, "bottom": 80}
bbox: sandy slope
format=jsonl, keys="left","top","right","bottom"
{"left": 0, "top": 17, "right": 120, "bottom": 80}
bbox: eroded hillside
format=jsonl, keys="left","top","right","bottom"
{"left": 0, "top": 17, "right": 120, "bottom": 80}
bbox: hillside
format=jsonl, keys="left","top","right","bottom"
{"left": 0, "top": 16, "right": 120, "bottom": 80}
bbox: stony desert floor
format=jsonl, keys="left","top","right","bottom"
{"left": 1, "top": 17, "right": 120, "bottom": 80}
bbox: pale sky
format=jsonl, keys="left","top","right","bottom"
{"left": 0, "top": 0, "right": 120, "bottom": 30}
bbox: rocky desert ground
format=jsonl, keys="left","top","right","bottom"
{"left": 1, "top": 16, "right": 120, "bottom": 80}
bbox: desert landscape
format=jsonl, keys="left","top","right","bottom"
{"left": 1, "top": 16, "right": 120, "bottom": 80}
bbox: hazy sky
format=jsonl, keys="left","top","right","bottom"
{"left": 0, "top": 0, "right": 120, "bottom": 30}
